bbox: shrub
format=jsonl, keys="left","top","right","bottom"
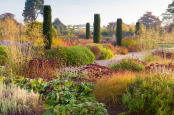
{"left": 0, "top": 82, "right": 45, "bottom": 115}
{"left": 109, "top": 58, "right": 145, "bottom": 72}
{"left": 122, "top": 72, "right": 174, "bottom": 115}
{"left": 27, "top": 58, "right": 59, "bottom": 80}
{"left": 88, "top": 45, "right": 101, "bottom": 60}
{"left": 43, "top": 5, "right": 53, "bottom": 49}
{"left": 94, "top": 14, "right": 100, "bottom": 43}
{"left": 86, "top": 43, "right": 114, "bottom": 60}
{"left": 100, "top": 49, "right": 114, "bottom": 60}
{"left": 122, "top": 39, "right": 139, "bottom": 48}
{"left": 0, "top": 45, "right": 9, "bottom": 65}
{"left": 94, "top": 71, "right": 136, "bottom": 107}
{"left": 114, "top": 46, "right": 128, "bottom": 55}
{"left": 128, "top": 45, "right": 140, "bottom": 52}
{"left": 102, "top": 43, "right": 114, "bottom": 53}
{"left": 45, "top": 46, "right": 95, "bottom": 66}
{"left": 116, "top": 18, "right": 122, "bottom": 46}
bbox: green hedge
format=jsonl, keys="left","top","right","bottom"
{"left": 45, "top": 46, "right": 95, "bottom": 66}
{"left": 86, "top": 43, "right": 114, "bottom": 60}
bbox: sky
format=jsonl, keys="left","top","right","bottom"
{"left": 0, "top": 0, "right": 173, "bottom": 26}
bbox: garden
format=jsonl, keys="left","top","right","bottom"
{"left": 0, "top": 1, "right": 174, "bottom": 115}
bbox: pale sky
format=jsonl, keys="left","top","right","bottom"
{"left": 0, "top": 0, "right": 173, "bottom": 26}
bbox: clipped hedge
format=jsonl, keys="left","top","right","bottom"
{"left": 45, "top": 46, "right": 95, "bottom": 66}
{"left": 87, "top": 43, "right": 114, "bottom": 60}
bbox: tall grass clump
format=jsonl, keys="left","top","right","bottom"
{"left": 0, "top": 82, "right": 45, "bottom": 115}
{"left": 94, "top": 71, "right": 137, "bottom": 106}
{"left": 0, "top": 18, "right": 39, "bottom": 77}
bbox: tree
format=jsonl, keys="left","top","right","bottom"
{"left": 162, "top": 1, "right": 174, "bottom": 25}
{"left": 26, "top": 21, "right": 57, "bottom": 41}
{"left": 86, "top": 23, "right": 90, "bottom": 39}
{"left": 23, "top": 0, "right": 44, "bottom": 23}
{"left": 138, "top": 12, "right": 162, "bottom": 29}
{"left": 135, "top": 22, "right": 141, "bottom": 35}
{"left": 116, "top": 18, "right": 122, "bottom": 46}
{"left": 93, "top": 14, "right": 100, "bottom": 43}
{"left": 52, "top": 18, "right": 66, "bottom": 29}
{"left": 43, "top": 5, "right": 52, "bottom": 49}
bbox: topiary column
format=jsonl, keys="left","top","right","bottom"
{"left": 43, "top": 5, "right": 52, "bottom": 49}
{"left": 135, "top": 22, "right": 141, "bottom": 35}
{"left": 94, "top": 14, "right": 100, "bottom": 43}
{"left": 86, "top": 23, "right": 90, "bottom": 39}
{"left": 116, "top": 18, "right": 122, "bottom": 46}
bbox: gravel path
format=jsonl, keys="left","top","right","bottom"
{"left": 59, "top": 47, "right": 173, "bottom": 72}
{"left": 95, "top": 51, "right": 145, "bottom": 66}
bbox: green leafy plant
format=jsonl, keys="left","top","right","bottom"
{"left": 109, "top": 58, "right": 145, "bottom": 72}
{"left": 122, "top": 72, "right": 174, "bottom": 115}
{"left": 4, "top": 76, "right": 108, "bottom": 115}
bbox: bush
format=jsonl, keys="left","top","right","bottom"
{"left": 27, "top": 58, "right": 59, "bottom": 80}
{"left": 109, "top": 58, "right": 145, "bottom": 72}
{"left": 0, "top": 45, "right": 9, "bottom": 65}
{"left": 94, "top": 71, "right": 136, "bottom": 106}
{"left": 86, "top": 43, "right": 114, "bottom": 60}
{"left": 122, "top": 72, "right": 174, "bottom": 115}
{"left": 0, "top": 82, "right": 45, "bottom": 115}
{"left": 25, "top": 21, "right": 57, "bottom": 46}
{"left": 102, "top": 43, "right": 114, "bottom": 53}
{"left": 100, "top": 49, "right": 114, "bottom": 60}
{"left": 45, "top": 46, "right": 95, "bottom": 66}
{"left": 128, "top": 45, "right": 140, "bottom": 52}
{"left": 88, "top": 45, "right": 101, "bottom": 60}
{"left": 122, "top": 39, "right": 139, "bottom": 48}
{"left": 114, "top": 46, "right": 128, "bottom": 55}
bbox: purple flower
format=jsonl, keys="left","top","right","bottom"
{"left": 135, "top": 66, "right": 136, "bottom": 69}
{"left": 138, "top": 92, "right": 141, "bottom": 94}
{"left": 131, "top": 63, "right": 133, "bottom": 66}
{"left": 131, "top": 86, "right": 133, "bottom": 88}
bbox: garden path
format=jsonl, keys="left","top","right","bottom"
{"left": 60, "top": 47, "right": 173, "bottom": 72}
